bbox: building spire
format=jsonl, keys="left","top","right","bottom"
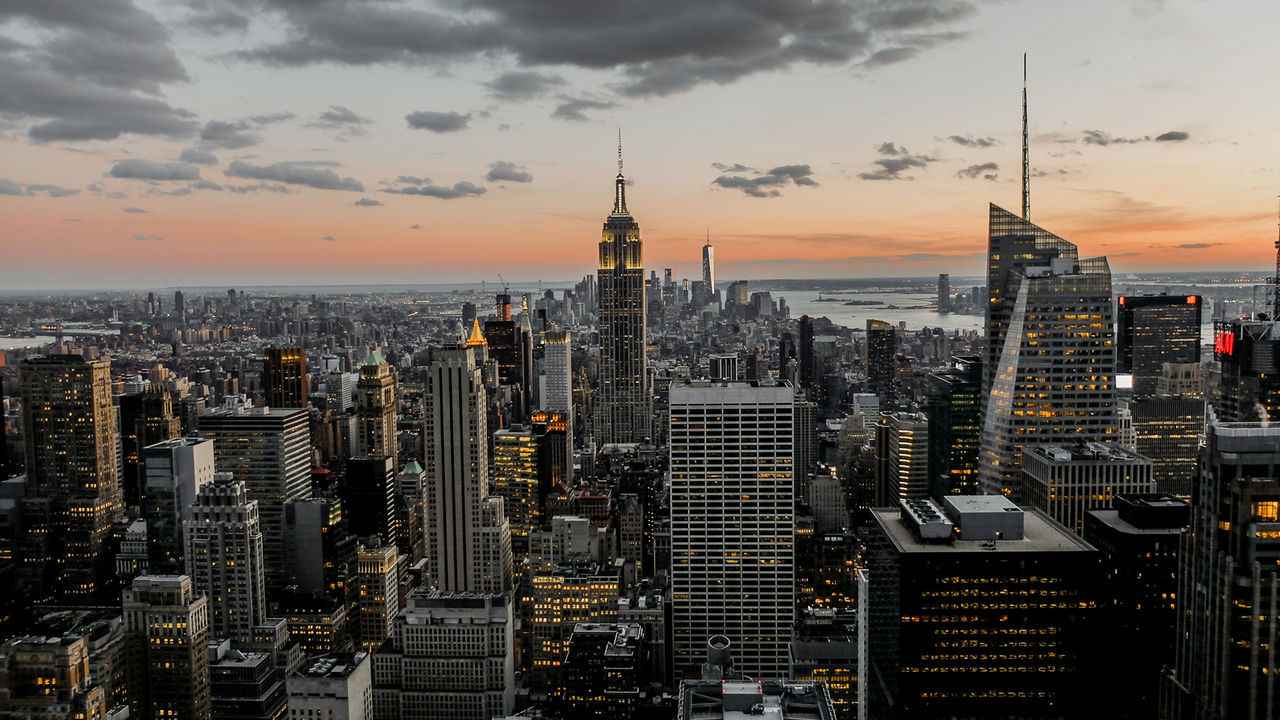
{"left": 613, "top": 128, "right": 628, "bottom": 215}
{"left": 1022, "top": 53, "right": 1030, "bottom": 221}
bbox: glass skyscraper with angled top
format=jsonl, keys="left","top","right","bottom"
{"left": 595, "top": 158, "right": 650, "bottom": 445}
{"left": 979, "top": 204, "right": 1117, "bottom": 500}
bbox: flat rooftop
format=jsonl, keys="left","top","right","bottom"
{"left": 872, "top": 507, "right": 1094, "bottom": 554}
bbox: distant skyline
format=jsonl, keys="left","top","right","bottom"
{"left": 4, "top": 0, "right": 1280, "bottom": 290}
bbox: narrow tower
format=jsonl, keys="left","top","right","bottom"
{"left": 1022, "top": 53, "right": 1030, "bottom": 221}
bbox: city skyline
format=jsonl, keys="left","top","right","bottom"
{"left": 3, "top": 0, "right": 1280, "bottom": 290}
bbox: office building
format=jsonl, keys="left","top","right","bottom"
{"left": 371, "top": 589, "right": 515, "bottom": 720}
{"left": 326, "top": 370, "right": 354, "bottom": 413}
{"left": 925, "top": 355, "right": 982, "bottom": 499}
{"left": 865, "top": 319, "right": 896, "bottom": 403}
{"left": 423, "top": 344, "right": 513, "bottom": 594}
{"left": 209, "top": 644, "right": 287, "bottom": 720}
{"left": 184, "top": 476, "right": 267, "bottom": 643}
{"left": 554, "top": 623, "right": 646, "bottom": 719}
{"left": 525, "top": 563, "right": 620, "bottom": 685}
{"left": 789, "top": 609, "right": 857, "bottom": 719}
{"left": 141, "top": 437, "right": 214, "bottom": 573}
{"left": 1082, "top": 494, "right": 1188, "bottom": 718}
{"left": 799, "top": 315, "right": 816, "bottom": 390}
{"left": 344, "top": 456, "right": 397, "bottom": 545}
{"left": 288, "top": 654, "right": 372, "bottom": 720}
{"left": 538, "top": 329, "right": 574, "bottom": 454}
{"left": 864, "top": 496, "right": 1102, "bottom": 719}
{"left": 118, "top": 385, "right": 181, "bottom": 507}
{"left": 393, "top": 461, "right": 426, "bottom": 568}
{"left": 702, "top": 239, "right": 716, "bottom": 298}
{"left": 530, "top": 411, "right": 571, "bottom": 526}
{"left": 875, "top": 412, "right": 930, "bottom": 506}
{"left": 979, "top": 206, "right": 1117, "bottom": 499}
{"left": 19, "top": 354, "right": 121, "bottom": 602}
{"left": 199, "top": 404, "right": 311, "bottom": 587}
{"left": 1212, "top": 319, "right": 1280, "bottom": 422}
{"left": 937, "top": 273, "right": 951, "bottom": 312}
{"left": 0, "top": 635, "right": 107, "bottom": 720}
{"left": 1116, "top": 294, "right": 1201, "bottom": 395}
{"left": 1130, "top": 391, "right": 1205, "bottom": 498}
{"left": 595, "top": 156, "right": 650, "bottom": 446}
{"left": 284, "top": 497, "right": 356, "bottom": 596}
{"left": 355, "top": 351, "right": 397, "bottom": 467}
{"left": 669, "top": 381, "right": 794, "bottom": 680}
{"left": 492, "top": 428, "right": 538, "bottom": 551}
{"left": 1021, "top": 443, "right": 1155, "bottom": 535}
{"left": 1164, "top": 420, "right": 1280, "bottom": 719}
{"left": 676, "top": 679, "right": 835, "bottom": 720}
{"left": 263, "top": 347, "right": 309, "bottom": 409}
{"left": 121, "top": 574, "right": 211, "bottom": 720}
{"left": 354, "top": 543, "right": 398, "bottom": 654}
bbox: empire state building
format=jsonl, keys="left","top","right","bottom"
{"left": 595, "top": 153, "right": 650, "bottom": 445}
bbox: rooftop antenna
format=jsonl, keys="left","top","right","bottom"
{"left": 1273, "top": 196, "right": 1280, "bottom": 319}
{"left": 705, "top": 226, "right": 710, "bottom": 247}
{"left": 617, "top": 127, "right": 623, "bottom": 175}
{"left": 1022, "top": 53, "right": 1030, "bottom": 221}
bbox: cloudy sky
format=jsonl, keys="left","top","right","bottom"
{"left": 3, "top": 0, "right": 1278, "bottom": 289}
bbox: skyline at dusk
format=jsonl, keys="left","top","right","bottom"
{"left": 4, "top": 0, "right": 1280, "bottom": 290}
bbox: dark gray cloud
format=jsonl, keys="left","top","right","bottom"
{"left": 133, "top": 234, "right": 164, "bottom": 242}
{"left": 225, "top": 160, "right": 364, "bottom": 191}
{"left": 196, "top": 113, "right": 294, "bottom": 149}
{"left": 1177, "top": 243, "right": 1214, "bottom": 249}
{"left": 192, "top": 179, "right": 223, "bottom": 191}
{"left": 179, "top": 147, "right": 219, "bottom": 165}
{"left": 24, "top": 184, "right": 80, "bottom": 197}
{"left": 948, "top": 135, "right": 998, "bottom": 147}
{"left": 485, "top": 70, "right": 565, "bottom": 100}
{"left": 859, "top": 143, "right": 937, "bottom": 180}
{"left": 322, "top": 235, "right": 337, "bottom": 242}
{"left": 956, "top": 161, "right": 998, "bottom": 180}
{"left": 486, "top": 161, "right": 533, "bottom": 183}
{"left": 711, "top": 164, "right": 817, "bottom": 198}
{"left": 354, "top": 197, "right": 382, "bottom": 206}
{"left": 123, "top": 207, "right": 146, "bottom": 213}
{"left": 1082, "top": 129, "right": 1148, "bottom": 146}
{"left": 1155, "top": 130, "right": 1190, "bottom": 142}
{"left": 409, "top": 224, "right": 421, "bottom": 230}
{"left": 405, "top": 111, "right": 471, "bottom": 133}
{"left": 110, "top": 158, "right": 201, "bottom": 181}
{"left": 552, "top": 96, "right": 617, "bottom": 122}
{"left": 229, "top": 0, "right": 976, "bottom": 98}
{"left": 383, "top": 179, "right": 487, "bottom": 200}
{"left": 0, "top": 1, "right": 198, "bottom": 142}
{"left": 310, "top": 105, "right": 372, "bottom": 139}
{"left": 183, "top": 2, "right": 251, "bottom": 35}
{"left": 711, "top": 162, "right": 753, "bottom": 173}
{"left": 0, "top": 179, "right": 23, "bottom": 195}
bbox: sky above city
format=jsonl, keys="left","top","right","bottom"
{"left": 3, "top": 0, "right": 1279, "bottom": 290}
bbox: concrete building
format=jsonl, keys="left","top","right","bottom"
{"left": 875, "top": 412, "right": 930, "bottom": 506}
{"left": 287, "top": 654, "right": 372, "bottom": 720}
{"left": 1021, "top": 442, "right": 1156, "bottom": 535}
{"left": 372, "top": 589, "right": 515, "bottom": 720}
{"left": 354, "top": 543, "right": 398, "bottom": 654}
{"left": 669, "top": 381, "right": 794, "bottom": 680}
{"left": 141, "top": 437, "right": 214, "bottom": 573}
{"left": 121, "top": 575, "right": 211, "bottom": 720}
{"left": 355, "top": 351, "right": 397, "bottom": 468}
{"left": 525, "top": 563, "right": 620, "bottom": 685}
{"left": 491, "top": 428, "right": 538, "bottom": 551}
{"left": 0, "top": 634, "right": 107, "bottom": 720}
{"left": 209, "top": 645, "right": 287, "bottom": 720}
{"left": 538, "top": 329, "right": 574, "bottom": 457}
{"left": 262, "top": 347, "right": 308, "bottom": 410}
{"left": 676, "top": 680, "right": 835, "bottom": 720}
{"left": 184, "top": 476, "right": 267, "bottom": 643}
{"left": 555, "top": 623, "right": 646, "bottom": 719}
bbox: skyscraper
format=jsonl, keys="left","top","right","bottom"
{"left": 121, "top": 574, "right": 211, "bottom": 720}
{"left": 925, "top": 355, "right": 982, "bottom": 499}
{"left": 874, "top": 411, "right": 930, "bottom": 506}
{"left": 595, "top": 152, "right": 650, "bottom": 445}
{"left": 19, "top": 354, "right": 121, "bottom": 602}
{"left": 119, "top": 385, "right": 181, "bottom": 508}
{"left": 979, "top": 206, "right": 1117, "bottom": 499}
{"left": 423, "top": 343, "right": 513, "bottom": 594}
{"left": 355, "top": 542, "right": 398, "bottom": 653}
{"left": 355, "top": 350, "right": 397, "bottom": 467}
{"left": 492, "top": 428, "right": 538, "bottom": 551}
{"left": 1212, "top": 319, "right": 1280, "bottom": 422}
{"left": 141, "top": 437, "right": 214, "bottom": 573}
{"left": 262, "top": 347, "right": 309, "bottom": 409}
{"left": 1164, "top": 419, "right": 1280, "bottom": 719}
{"left": 798, "top": 315, "right": 815, "bottom": 390}
{"left": 669, "top": 381, "right": 793, "bottom": 680}
{"left": 865, "top": 319, "right": 896, "bottom": 403}
{"left": 936, "top": 273, "right": 951, "bottom": 312}
{"left": 1116, "top": 294, "right": 1201, "bottom": 395}
{"left": 702, "top": 238, "right": 715, "bottom": 298}
{"left": 343, "top": 455, "right": 397, "bottom": 545}
{"left": 199, "top": 404, "right": 311, "bottom": 587}
{"left": 538, "top": 329, "right": 574, "bottom": 453}
{"left": 184, "top": 476, "right": 267, "bottom": 643}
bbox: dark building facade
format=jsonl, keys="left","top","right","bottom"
{"left": 865, "top": 319, "right": 896, "bottom": 404}
{"left": 1213, "top": 319, "right": 1280, "bottom": 422}
{"left": 925, "top": 355, "right": 982, "bottom": 499}
{"left": 262, "top": 347, "right": 309, "bottom": 409}
{"left": 1116, "top": 294, "right": 1201, "bottom": 396}
{"left": 343, "top": 455, "right": 397, "bottom": 545}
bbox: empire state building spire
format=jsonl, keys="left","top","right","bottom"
{"left": 614, "top": 127, "right": 628, "bottom": 215}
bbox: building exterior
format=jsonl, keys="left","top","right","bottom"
{"left": 354, "top": 543, "right": 398, "bottom": 654}
{"left": 355, "top": 351, "right": 397, "bottom": 467}
{"left": 262, "top": 347, "right": 309, "bottom": 409}
{"left": 1164, "top": 420, "right": 1280, "bottom": 719}
{"left": 199, "top": 404, "right": 311, "bottom": 587}
{"left": 525, "top": 563, "right": 620, "bottom": 685}
{"left": 393, "top": 461, "right": 426, "bottom": 568}
{"left": 371, "top": 590, "right": 515, "bottom": 720}
{"left": 184, "top": 476, "right": 267, "bottom": 643}
{"left": 19, "top": 354, "right": 121, "bottom": 602}
{"left": 980, "top": 206, "right": 1117, "bottom": 499}
{"left": 595, "top": 162, "right": 650, "bottom": 446}
{"left": 1081, "top": 494, "right": 1188, "bottom": 718}
{"left": 287, "top": 654, "right": 372, "bottom": 720}
{"left": 925, "top": 355, "right": 982, "bottom": 499}
{"left": 1021, "top": 443, "right": 1155, "bottom": 535}
{"left": 875, "top": 412, "right": 930, "bottom": 506}
{"left": 344, "top": 455, "right": 397, "bottom": 545}
{"left": 865, "top": 319, "right": 896, "bottom": 404}
{"left": 538, "top": 329, "right": 574, "bottom": 452}
{"left": 1116, "top": 294, "right": 1201, "bottom": 396}
{"left": 702, "top": 240, "right": 716, "bottom": 298}
{"left": 118, "top": 386, "right": 181, "bottom": 508}
{"left": 0, "top": 635, "right": 107, "bottom": 720}
{"left": 676, "top": 680, "right": 835, "bottom": 720}
{"left": 936, "top": 273, "right": 951, "bottom": 312}
{"left": 1130, "top": 393, "right": 1205, "bottom": 498}
{"left": 141, "top": 437, "right": 214, "bottom": 573}
{"left": 209, "top": 645, "right": 287, "bottom": 720}
{"left": 121, "top": 574, "right": 211, "bottom": 720}
{"left": 789, "top": 609, "right": 857, "bottom": 720}
{"left": 492, "top": 428, "right": 538, "bottom": 551}
{"left": 864, "top": 496, "right": 1102, "bottom": 719}
{"left": 326, "top": 370, "right": 354, "bottom": 413}
{"left": 554, "top": 623, "right": 646, "bottom": 719}
{"left": 423, "top": 344, "right": 513, "bottom": 594}
{"left": 283, "top": 497, "right": 355, "bottom": 596}
{"left": 1212, "top": 319, "right": 1280, "bottom": 422}
{"left": 669, "top": 381, "right": 794, "bottom": 680}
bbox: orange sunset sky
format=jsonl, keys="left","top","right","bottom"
{"left": 2, "top": 0, "right": 1279, "bottom": 289}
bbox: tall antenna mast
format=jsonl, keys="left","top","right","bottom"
{"left": 1022, "top": 53, "right": 1030, "bottom": 221}
{"left": 1273, "top": 196, "right": 1280, "bottom": 319}
{"left": 617, "top": 127, "right": 623, "bottom": 175}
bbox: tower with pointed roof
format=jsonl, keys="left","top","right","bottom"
{"left": 356, "top": 348, "right": 398, "bottom": 468}
{"left": 595, "top": 135, "right": 651, "bottom": 445}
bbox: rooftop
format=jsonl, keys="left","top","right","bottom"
{"left": 873, "top": 506, "right": 1093, "bottom": 554}
{"left": 679, "top": 681, "right": 835, "bottom": 720}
